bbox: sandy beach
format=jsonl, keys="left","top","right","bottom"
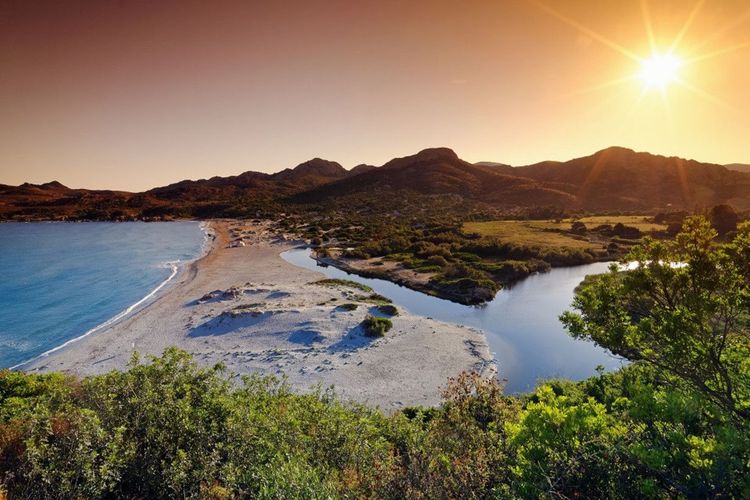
{"left": 22, "top": 220, "right": 495, "bottom": 410}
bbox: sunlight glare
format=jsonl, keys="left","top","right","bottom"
{"left": 638, "top": 53, "right": 683, "bottom": 90}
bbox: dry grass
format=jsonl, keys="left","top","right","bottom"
{"left": 462, "top": 220, "right": 599, "bottom": 250}
{"left": 575, "top": 215, "right": 667, "bottom": 232}
{"left": 463, "top": 215, "right": 666, "bottom": 251}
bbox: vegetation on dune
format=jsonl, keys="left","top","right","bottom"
{"left": 361, "top": 293, "right": 392, "bottom": 306}
{"left": 375, "top": 304, "right": 399, "bottom": 316}
{"left": 361, "top": 315, "right": 392, "bottom": 337}
{"left": 310, "top": 278, "right": 372, "bottom": 293}
{"left": 337, "top": 302, "right": 359, "bottom": 311}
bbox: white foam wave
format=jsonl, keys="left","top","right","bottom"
{"left": 198, "top": 221, "right": 215, "bottom": 258}
{"left": 11, "top": 260, "right": 181, "bottom": 370}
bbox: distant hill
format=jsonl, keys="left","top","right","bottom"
{"left": 510, "top": 147, "right": 750, "bottom": 210}
{"left": 3, "top": 146, "right": 750, "bottom": 220}
{"left": 726, "top": 163, "right": 750, "bottom": 174}
{"left": 147, "top": 158, "right": 349, "bottom": 202}
{"left": 0, "top": 181, "right": 138, "bottom": 220}
{"left": 474, "top": 161, "right": 515, "bottom": 174}
{"left": 293, "top": 148, "right": 575, "bottom": 207}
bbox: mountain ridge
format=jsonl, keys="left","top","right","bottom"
{"left": 2, "top": 146, "right": 750, "bottom": 220}
{"left": 726, "top": 163, "right": 750, "bottom": 173}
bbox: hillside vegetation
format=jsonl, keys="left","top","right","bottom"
{"left": 2, "top": 217, "right": 749, "bottom": 498}
{"left": 296, "top": 203, "right": 679, "bottom": 304}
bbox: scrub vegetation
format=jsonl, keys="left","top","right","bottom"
{"left": 361, "top": 315, "right": 393, "bottom": 337}
{"left": 286, "top": 191, "right": 689, "bottom": 304}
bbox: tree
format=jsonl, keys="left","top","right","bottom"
{"left": 561, "top": 217, "right": 750, "bottom": 422}
{"left": 709, "top": 204, "right": 738, "bottom": 237}
{"left": 571, "top": 221, "right": 587, "bottom": 235}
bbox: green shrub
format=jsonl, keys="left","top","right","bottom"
{"left": 311, "top": 279, "right": 372, "bottom": 292}
{"left": 338, "top": 303, "right": 358, "bottom": 311}
{"left": 376, "top": 304, "right": 398, "bottom": 316}
{"left": 426, "top": 255, "right": 449, "bottom": 267}
{"left": 366, "top": 293, "right": 392, "bottom": 304}
{"left": 361, "top": 315, "right": 392, "bottom": 337}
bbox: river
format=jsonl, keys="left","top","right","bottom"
{"left": 281, "top": 248, "right": 624, "bottom": 393}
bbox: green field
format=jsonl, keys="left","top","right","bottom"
{"left": 462, "top": 220, "right": 599, "bottom": 250}
{"left": 574, "top": 215, "right": 667, "bottom": 232}
{"left": 462, "top": 216, "right": 666, "bottom": 250}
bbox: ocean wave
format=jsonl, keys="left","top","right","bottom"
{"left": 11, "top": 260, "right": 182, "bottom": 370}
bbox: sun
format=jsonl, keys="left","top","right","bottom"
{"left": 638, "top": 52, "right": 683, "bottom": 90}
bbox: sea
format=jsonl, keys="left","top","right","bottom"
{"left": 0, "top": 221, "right": 206, "bottom": 369}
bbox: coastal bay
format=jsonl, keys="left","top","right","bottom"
{"left": 21, "top": 221, "right": 494, "bottom": 410}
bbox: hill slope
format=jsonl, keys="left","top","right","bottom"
{"left": 511, "top": 147, "right": 750, "bottom": 210}
{"left": 293, "top": 148, "right": 575, "bottom": 207}
{"left": 726, "top": 163, "right": 750, "bottom": 174}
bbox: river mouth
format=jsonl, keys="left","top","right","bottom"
{"left": 281, "top": 248, "right": 625, "bottom": 393}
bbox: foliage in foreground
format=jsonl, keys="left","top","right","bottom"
{"left": 562, "top": 216, "right": 750, "bottom": 422}
{"left": 1, "top": 351, "right": 749, "bottom": 498}
{"left": 1, "top": 217, "right": 749, "bottom": 498}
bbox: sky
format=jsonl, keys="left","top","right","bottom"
{"left": 1, "top": 0, "right": 749, "bottom": 191}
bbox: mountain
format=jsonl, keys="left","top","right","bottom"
{"left": 474, "top": 161, "right": 515, "bottom": 175}
{"left": 293, "top": 148, "right": 575, "bottom": 206}
{"left": 147, "top": 158, "right": 348, "bottom": 203}
{"left": 349, "top": 164, "right": 377, "bottom": 176}
{"left": 3, "top": 146, "right": 750, "bottom": 220}
{"left": 509, "top": 147, "right": 750, "bottom": 210}
{"left": 0, "top": 181, "right": 137, "bottom": 220}
{"left": 726, "top": 163, "right": 750, "bottom": 174}
{"left": 271, "top": 158, "right": 348, "bottom": 187}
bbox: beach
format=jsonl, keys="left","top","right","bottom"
{"left": 22, "top": 220, "right": 495, "bottom": 410}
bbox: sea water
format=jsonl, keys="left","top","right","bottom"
{"left": 0, "top": 222, "right": 205, "bottom": 368}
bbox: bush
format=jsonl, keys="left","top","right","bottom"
{"left": 338, "top": 303, "right": 358, "bottom": 311}
{"left": 571, "top": 221, "right": 587, "bottom": 235}
{"left": 311, "top": 279, "right": 372, "bottom": 292}
{"left": 426, "top": 255, "right": 449, "bottom": 267}
{"left": 375, "top": 304, "right": 398, "bottom": 316}
{"left": 361, "top": 315, "right": 392, "bottom": 337}
{"left": 366, "top": 293, "right": 392, "bottom": 304}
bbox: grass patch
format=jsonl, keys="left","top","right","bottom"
{"left": 462, "top": 220, "right": 598, "bottom": 250}
{"left": 365, "top": 293, "right": 392, "bottom": 305}
{"left": 337, "top": 303, "right": 359, "bottom": 311}
{"left": 463, "top": 216, "right": 665, "bottom": 251}
{"left": 576, "top": 215, "right": 667, "bottom": 232}
{"left": 311, "top": 278, "right": 372, "bottom": 292}
{"left": 361, "top": 314, "right": 392, "bottom": 337}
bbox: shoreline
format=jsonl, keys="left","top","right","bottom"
{"left": 23, "top": 220, "right": 495, "bottom": 410}
{"left": 11, "top": 220, "right": 217, "bottom": 370}
{"left": 311, "top": 248, "right": 618, "bottom": 306}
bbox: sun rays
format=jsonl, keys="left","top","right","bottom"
{"left": 530, "top": 0, "right": 748, "bottom": 114}
{"left": 527, "top": 0, "right": 747, "bottom": 206}
{"left": 638, "top": 52, "right": 683, "bottom": 90}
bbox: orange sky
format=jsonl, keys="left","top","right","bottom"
{"left": 1, "top": 0, "right": 748, "bottom": 191}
